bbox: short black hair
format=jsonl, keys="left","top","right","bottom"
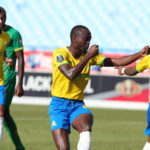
{"left": 70, "top": 25, "right": 91, "bottom": 40}
{"left": 0, "top": 7, "right": 6, "bottom": 19}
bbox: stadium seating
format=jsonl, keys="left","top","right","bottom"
{"left": 1, "top": 0, "right": 150, "bottom": 54}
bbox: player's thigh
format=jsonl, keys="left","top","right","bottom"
{"left": 5, "top": 79, "right": 15, "bottom": 106}
{"left": 49, "top": 97, "right": 71, "bottom": 132}
{"left": 70, "top": 103, "right": 94, "bottom": 133}
{"left": 0, "top": 85, "right": 5, "bottom": 116}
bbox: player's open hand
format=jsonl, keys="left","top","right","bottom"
{"left": 5, "top": 58, "right": 13, "bottom": 67}
{"left": 140, "top": 45, "right": 150, "bottom": 57}
{"left": 88, "top": 45, "right": 99, "bottom": 58}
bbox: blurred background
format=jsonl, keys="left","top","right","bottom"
{"left": 1, "top": 0, "right": 150, "bottom": 109}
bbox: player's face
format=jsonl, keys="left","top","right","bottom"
{"left": 0, "top": 13, "right": 6, "bottom": 31}
{"left": 76, "top": 29, "right": 91, "bottom": 53}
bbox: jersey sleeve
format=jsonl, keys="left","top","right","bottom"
{"left": 53, "top": 49, "right": 69, "bottom": 68}
{"left": 12, "top": 31, "right": 24, "bottom": 52}
{"left": 136, "top": 55, "right": 150, "bottom": 72}
{"left": 90, "top": 54, "right": 106, "bottom": 66}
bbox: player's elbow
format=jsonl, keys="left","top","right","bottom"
{"left": 67, "top": 75, "right": 75, "bottom": 81}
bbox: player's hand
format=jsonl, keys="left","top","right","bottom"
{"left": 88, "top": 45, "right": 99, "bottom": 58}
{"left": 140, "top": 45, "right": 150, "bottom": 57}
{"left": 15, "top": 84, "right": 24, "bottom": 97}
{"left": 5, "top": 58, "right": 13, "bottom": 67}
{"left": 116, "top": 66, "right": 124, "bottom": 75}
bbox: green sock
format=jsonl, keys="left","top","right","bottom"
{"left": 4, "top": 116, "right": 25, "bottom": 149}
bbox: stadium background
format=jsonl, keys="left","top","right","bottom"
{"left": 1, "top": 0, "right": 150, "bottom": 109}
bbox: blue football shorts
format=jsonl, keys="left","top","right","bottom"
{"left": 49, "top": 96, "right": 92, "bottom": 132}
{"left": 144, "top": 103, "right": 150, "bottom": 136}
{"left": 0, "top": 85, "right": 5, "bottom": 105}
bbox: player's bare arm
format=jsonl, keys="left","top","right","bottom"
{"left": 15, "top": 50, "right": 24, "bottom": 97}
{"left": 101, "top": 45, "right": 149, "bottom": 67}
{"left": 118, "top": 66, "right": 138, "bottom": 76}
{"left": 59, "top": 45, "right": 99, "bottom": 80}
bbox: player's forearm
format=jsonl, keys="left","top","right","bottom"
{"left": 112, "top": 52, "right": 142, "bottom": 66}
{"left": 61, "top": 53, "right": 91, "bottom": 81}
{"left": 17, "top": 57, "right": 24, "bottom": 85}
{"left": 123, "top": 66, "right": 138, "bottom": 76}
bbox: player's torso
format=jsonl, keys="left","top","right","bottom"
{"left": 52, "top": 47, "right": 91, "bottom": 100}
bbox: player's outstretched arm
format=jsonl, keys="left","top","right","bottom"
{"left": 118, "top": 66, "right": 138, "bottom": 76}
{"left": 102, "top": 45, "right": 149, "bottom": 67}
{"left": 59, "top": 45, "right": 99, "bottom": 80}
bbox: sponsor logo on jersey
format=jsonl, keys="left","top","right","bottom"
{"left": 82, "top": 105, "right": 87, "bottom": 109}
{"left": 52, "top": 121, "right": 57, "bottom": 127}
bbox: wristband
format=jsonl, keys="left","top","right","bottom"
{"left": 121, "top": 68, "right": 126, "bottom": 75}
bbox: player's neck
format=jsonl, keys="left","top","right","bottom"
{"left": 67, "top": 46, "right": 81, "bottom": 59}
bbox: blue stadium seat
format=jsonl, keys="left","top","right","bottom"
{"left": 1, "top": 0, "right": 150, "bottom": 54}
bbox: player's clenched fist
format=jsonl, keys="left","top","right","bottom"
{"left": 140, "top": 45, "right": 150, "bottom": 57}
{"left": 5, "top": 58, "right": 13, "bottom": 67}
{"left": 88, "top": 44, "right": 99, "bottom": 57}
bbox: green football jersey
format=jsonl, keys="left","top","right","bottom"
{"left": 3, "top": 25, "right": 23, "bottom": 80}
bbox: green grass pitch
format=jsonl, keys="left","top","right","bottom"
{"left": 0, "top": 104, "right": 148, "bottom": 150}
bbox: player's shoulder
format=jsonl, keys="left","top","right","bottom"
{"left": 142, "top": 54, "right": 150, "bottom": 61}
{"left": 54, "top": 47, "right": 68, "bottom": 55}
{"left": 4, "top": 25, "right": 21, "bottom": 36}
{"left": 1, "top": 30, "right": 9, "bottom": 39}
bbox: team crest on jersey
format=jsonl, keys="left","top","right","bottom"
{"left": 57, "top": 55, "right": 64, "bottom": 63}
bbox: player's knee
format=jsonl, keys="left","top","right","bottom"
{"left": 0, "top": 111, "right": 4, "bottom": 117}
{"left": 80, "top": 124, "right": 92, "bottom": 133}
{"left": 0, "top": 106, "right": 4, "bottom": 117}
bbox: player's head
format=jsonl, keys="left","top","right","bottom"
{"left": 70, "top": 25, "right": 92, "bottom": 53}
{"left": 0, "top": 7, "right": 6, "bottom": 31}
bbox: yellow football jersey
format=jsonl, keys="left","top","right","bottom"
{"left": 136, "top": 55, "right": 150, "bottom": 72}
{"left": 51, "top": 47, "right": 106, "bottom": 100}
{"left": 0, "top": 31, "right": 10, "bottom": 85}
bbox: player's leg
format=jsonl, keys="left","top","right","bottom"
{"left": 143, "top": 103, "right": 150, "bottom": 150}
{"left": 143, "top": 136, "right": 150, "bottom": 150}
{"left": 0, "top": 85, "right": 5, "bottom": 142}
{"left": 52, "top": 129, "right": 70, "bottom": 150}
{"left": 49, "top": 97, "right": 71, "bottom": 150}
{"left": 70, "top": 101, "right": 93, "bottom": 150}
{"left": 4, "top": 79, "right": 25, "bottom": 150}
{"left": 0, "top": 105, "right": 4, "bottom": 142}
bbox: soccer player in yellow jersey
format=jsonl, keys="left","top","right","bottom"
{"left": 0, "top": 9, "right": 12, "bottom": 142}
{"left": 50, "top": 25, "right": 149, "bottom": 150}
{"left": 118, "top": 54, "right": 150, "bottom": 150}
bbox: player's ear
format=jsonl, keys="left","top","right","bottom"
{"left": 72, "top": 35, "right": 78, "bottom": 42}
